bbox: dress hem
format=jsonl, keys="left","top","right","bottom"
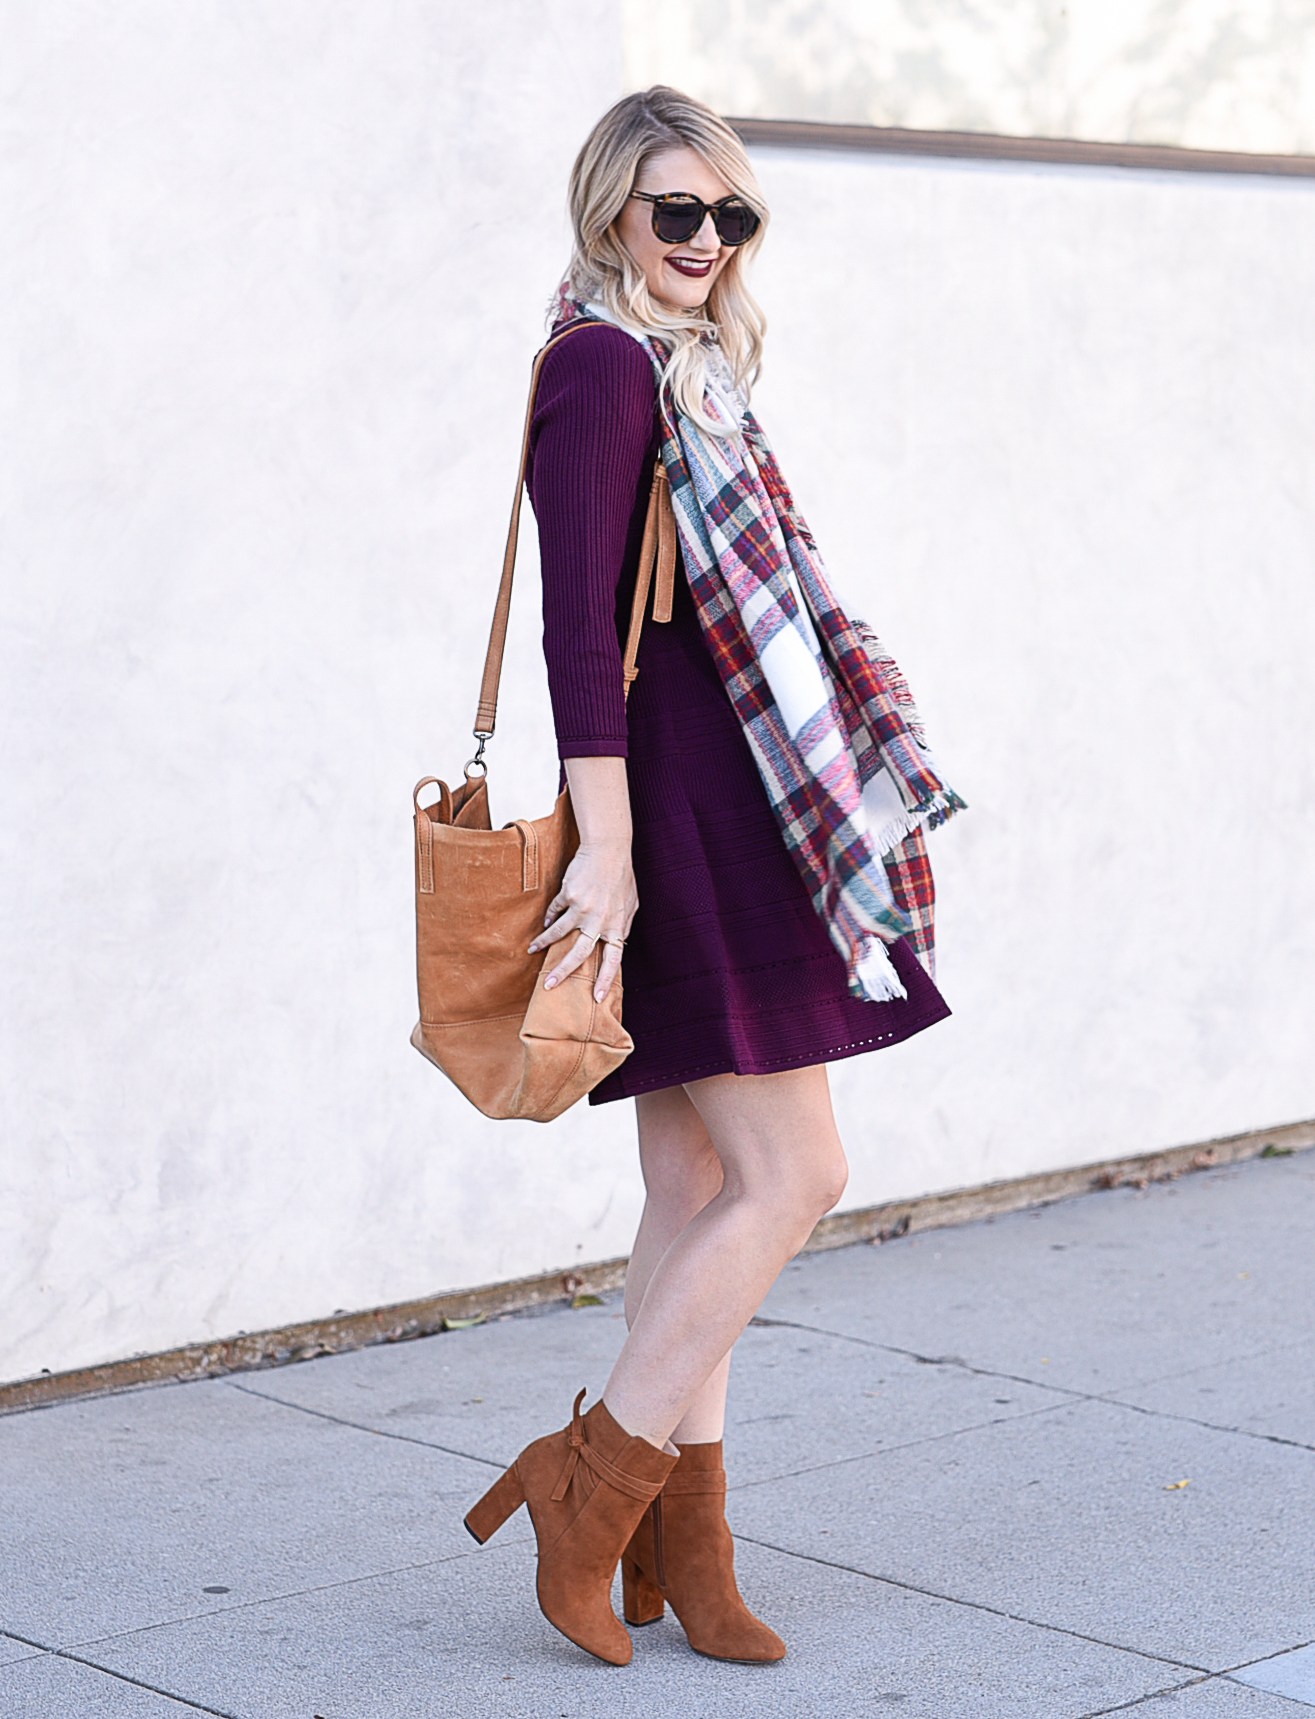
{"left": 587, "top": 995, "right": 952, "bottom": 1105}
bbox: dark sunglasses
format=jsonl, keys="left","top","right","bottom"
{"left": 630, "top": 190, "right": 761, "bottom": 248}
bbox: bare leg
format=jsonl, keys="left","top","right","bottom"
{"left": 624, "top": 1085, "right": 730, "bottom": 1443}
{"left": 605, "top": 1064, "right": 848, "bottom": 1447}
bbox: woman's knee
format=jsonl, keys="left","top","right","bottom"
{"left": 788, "top": 1147, "right": 849, "bottom": 1232}
{"left": 811, "top": 1147, "right": 849, "bottom": 1218}
{"left": 729, "top": 1147, "right": 847, "bottom": 1252}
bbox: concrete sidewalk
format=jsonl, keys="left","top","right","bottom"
{"left": 2, "top": 1147, "right": 1314, "bottom": 1719}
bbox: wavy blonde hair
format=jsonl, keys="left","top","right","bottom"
{"left": 560, "top": 86, "right": 769, "bottom": 432}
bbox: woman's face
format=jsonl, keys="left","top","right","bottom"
{"left": 614, "top": 145, "right": 736, "bottom": 312}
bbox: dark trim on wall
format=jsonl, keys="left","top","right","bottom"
{"left": 727, "top": 116, "right": 1315, "bottom": 179}
{"left": 2, "top": 1115, "right": 1311, "bottom": 1417}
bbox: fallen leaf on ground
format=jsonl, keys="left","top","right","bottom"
{"left": 572, "top": 1292, "right": 604, "bottom": 1308}
{"left": 1164, "top": 1479, "right": 1191, "bottom": 1490}
{"left": 441, "top": 1314, "right": 487, "bottom": 1331}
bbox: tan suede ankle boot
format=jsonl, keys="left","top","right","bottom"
{"left": 465, "top": 1389, "right": 677, "bottom": 1666}
{"left": 621, "top": 1439, "right": 786, "bottom": 1661}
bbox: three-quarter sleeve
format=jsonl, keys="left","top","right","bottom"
{"left": 527, "top": 324, "right": 658, "bottom": 759}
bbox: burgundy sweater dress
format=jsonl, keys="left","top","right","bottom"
{"left": 526, "top": 323, "right": 950, "bottom": 1105}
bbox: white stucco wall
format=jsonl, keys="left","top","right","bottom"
{"left": 4, "top": 6, "right": 1314, "bottom": 1384}
{"left": 1, "top": 0, "right": 632, "bottom": 1382}
{"left": 745, "top": 145, "right": 1315, "bottom": 1209}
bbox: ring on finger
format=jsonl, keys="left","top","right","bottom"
{"left": 602, "top": 937, "right": 626, "bottom": 949}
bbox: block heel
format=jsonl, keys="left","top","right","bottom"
{"left": 463, "top": 1389, "right": 676, "bottom": 1664}
{"left": 622, "top": 1553, "right": 665, "bottom": 1626}
{"left": 464, "top": 1462, "right": 525, "bottom": 1544}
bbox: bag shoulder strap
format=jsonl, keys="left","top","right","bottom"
{"left": 624, "top": 461, "right": 675, "bottom": 686}
{"left": 471, "top": 321, "right": 674, "bottom": 757}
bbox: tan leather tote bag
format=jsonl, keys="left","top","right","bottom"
{"left": 411, "top": 322, "right": 677, "bottom": 1122}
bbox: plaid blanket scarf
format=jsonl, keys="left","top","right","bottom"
{"left": 568, "top": 305, "right": 965, "bottom": 1001}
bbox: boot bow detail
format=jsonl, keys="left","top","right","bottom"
{"left": 549, "top": 1388, "right": 668, "bottom": 1504}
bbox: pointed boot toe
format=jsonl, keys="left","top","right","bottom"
{"left": 622, "top": 1439, "right": 786, "bottom": 1662}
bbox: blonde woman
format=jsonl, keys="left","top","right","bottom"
{"left": 464, "top": 86, "right": 960, "bottom": 1666}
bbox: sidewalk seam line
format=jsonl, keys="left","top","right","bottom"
{"left": 0, "top": 1633, "right": 241, "bottom": 1717}
{"left": 14, "top": 1536, "right": 535, "bottom": 1658}
{"left": 1089, "top": 1395, "right": 1315, "bottom": 1456}
{"left": 728, "top": 1399, "right": 1075, "bottom": 1491}
{"left": 1084, "top": 1336, "right": 1314, "bottom": 1397}
{"left": 0, "top": 1636, "right": 51, "bottom": 1665}
{"left": 1074, "top": 1672, "right": 1217, "bottom": 1716}
{"left": 1220, "top": 1637, "right": 1315, "bottom": 1674}
{"left": 734, "top": 1533, "right": 1209, "bottom": 1674}
{"left": 226, "top": 1379, "right": 505, "bottom": 1468}
{"left": 1073, "top": 1662, "right": 1315, "bottom": 1717}
{"left": 748, "top": 1315, "right": 1315, "bottom": 1455}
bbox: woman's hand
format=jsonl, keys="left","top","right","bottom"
{"left": 530, "top": 839, "right": 637, "bottom": 1001}
{"left": 528, "top": 756, "right": 636, "bottom": 1002}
